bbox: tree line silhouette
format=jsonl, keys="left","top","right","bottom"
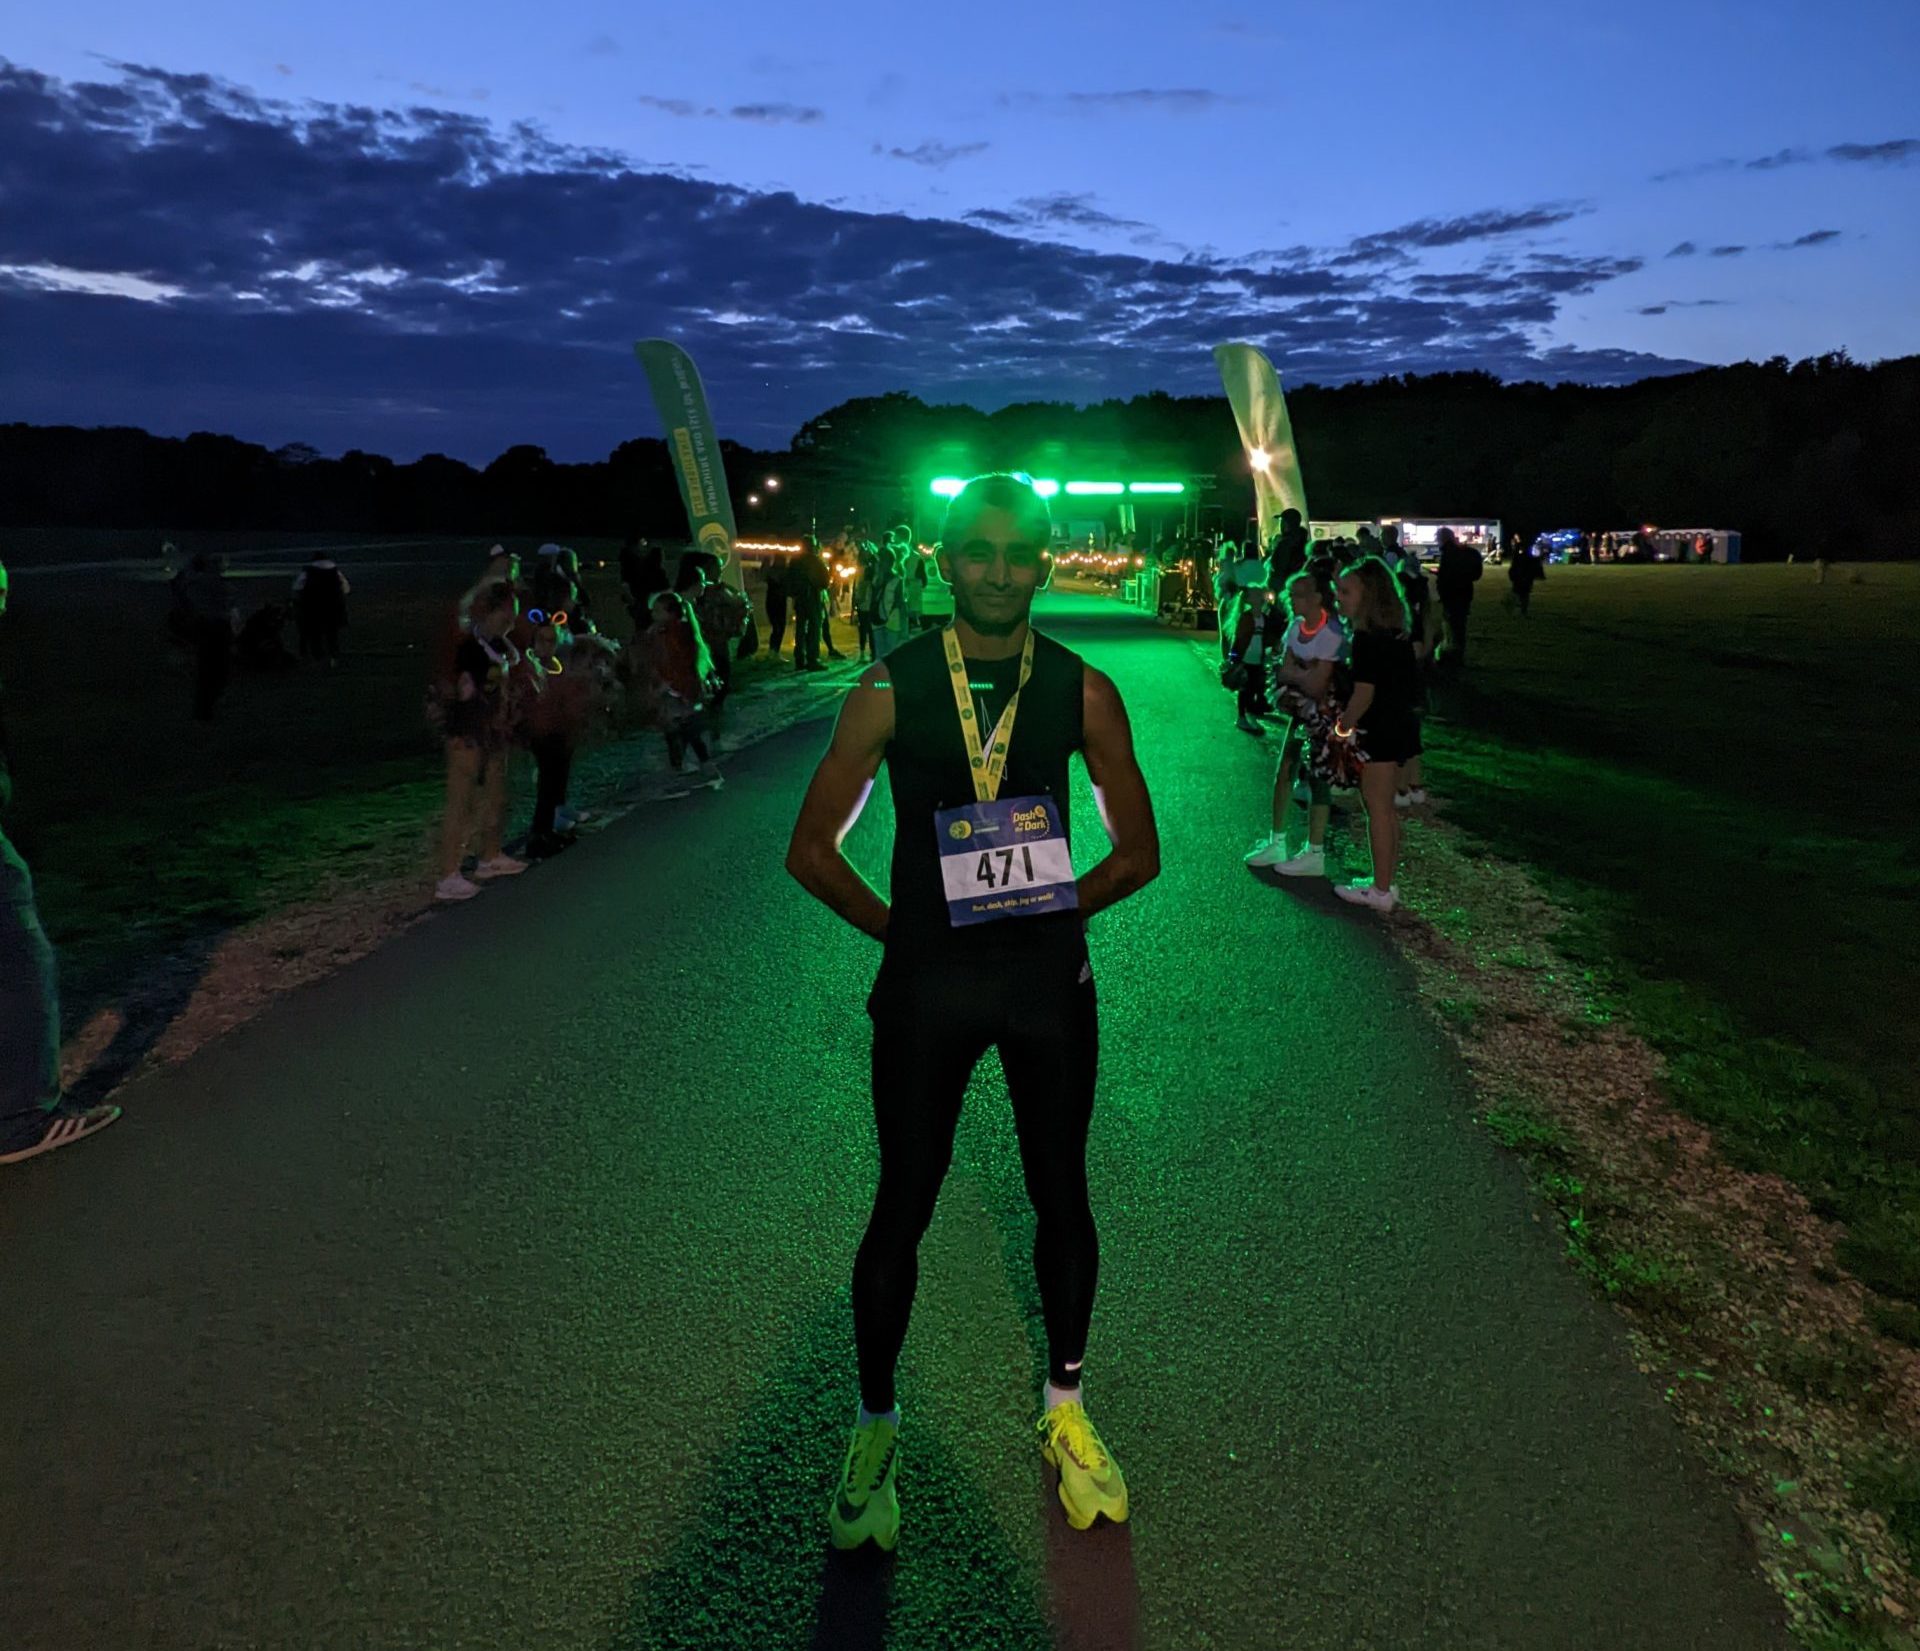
{"left": 2, "top": 352, "right": 1913, "bottom": 560}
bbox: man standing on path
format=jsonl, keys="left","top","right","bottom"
{"left": 0, "top": 561, "right": 121, "bottom": 1166}
{"left": 786, "top": 474, "right": 1161, "bottom": 1553}
{"left": 1434, "top": 526, "right": 1484, "bottom": 669}
{"left": 791, "top": 535, "right": 828, "bottom": 672}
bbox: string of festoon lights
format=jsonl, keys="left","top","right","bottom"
{"left": 1052, "top": 550, "right": 1148, "bottom": 575}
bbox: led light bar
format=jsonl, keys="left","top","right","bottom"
{"left": 929, "top": 476, "right": 966, "bottom": 498}
{"left": 1128, "top": 482, "right": 1184, "bottom": 494}
{"left": 1064, "top": 481, "right": 1124, "bottom": 496}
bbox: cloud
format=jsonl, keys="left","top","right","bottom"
{"left": 1001, "top": 87, "right": 1242, "bottom": 115}
{"left": 1654, "top": 135, "right": 1920, "bottom": 181}
{"left": 1829, "top": 138, "right": 1920, "bottom": 164}
{"left": 1669, "top": 231, "right": 1833, "bottom": 259}
{"left": 408, "top": 80, "right": 489, "bottom": 103}
{"left": 583, "top": 34, "right": 620, "bottom": 57}
{"left": 1341, "top": 203, "right": 1589, "bottom": 263}
{"left": 0, "top": 58, "right": 1699, "bottom": 458}
{"left": 1007, "top": 193, "right": 1152, "bottom": 233}
{"left": 638, "top": 94, "right": 824, "bottom": 124}
{"left": 874, "top": 139, "right": 988, "bottom": 170}
{"left": 1637, "top": 298, "right": 1732, "bottom": 315}
{"left": 731, "top": 102, "right": 823, "bottom": 125}
{"left": 273, "top": 63, "right": 293, "bottom": 77}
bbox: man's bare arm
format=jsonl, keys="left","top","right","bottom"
{"left": 1077, "top": 665, "right": 1160, "bottom": 920}
{"left": 784, "top": 662, "right": 894, "bottom": 942}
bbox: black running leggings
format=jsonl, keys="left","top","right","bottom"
{"left": 854, "top": 952, "right": 1100, "bottom": 1412}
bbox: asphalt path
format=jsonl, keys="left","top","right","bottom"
{"left": 1, "top": 591, "right": 1787, "bottom": 1650}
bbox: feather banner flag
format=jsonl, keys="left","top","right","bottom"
{"left": 1213, "top": 342, "right": 1308, "bottom": 549}
{"left": 634, "top": 340, "right": 742, "bottom": 589}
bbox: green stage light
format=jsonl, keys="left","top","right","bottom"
{"left": 1064, "top": 481, "right": 1124, "bottom": 496}
{"left": 1128, "top": 481, "right": 1185, "bottom": 494}
{"left": 1032, "top": 478, "right": 1060, "bottom": 498}
{"left": 929, "top": 477, "right": 966, "bottom": 498}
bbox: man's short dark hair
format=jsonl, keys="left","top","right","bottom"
{"left": 942, "top": 474, "right": 1053, "bottom": 548}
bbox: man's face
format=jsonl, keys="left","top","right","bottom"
{"left": 938, "top": 506, "right": 1050, "bottom": 636}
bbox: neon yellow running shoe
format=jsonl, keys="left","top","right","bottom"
{"left": 1037, "top": 1400, "right": 1129, "bottom": 1530}
{"left": 828, "top": 1415, "right": 901, "bottom": 1552}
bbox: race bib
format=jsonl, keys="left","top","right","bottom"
{"left": 934, "top": 794, "right": 1078, "bottom": 927}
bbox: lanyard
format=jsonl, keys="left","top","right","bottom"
{"left": 942, "top": 627, "right": 1035, "bottom": 803}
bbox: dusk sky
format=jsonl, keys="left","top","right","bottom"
{"left": 2, "top": 0, "right": 1916, "bottom": 461}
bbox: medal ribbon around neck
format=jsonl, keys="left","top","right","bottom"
{"left": 942, "top": 627, "right": 1035, "bottom": 803}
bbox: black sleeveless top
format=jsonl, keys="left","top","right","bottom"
{"left": 882, "top": 626, "right": 1087, "bottom": 961}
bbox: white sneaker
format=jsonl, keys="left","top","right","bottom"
{"left": 553, "top": 805, "right": 582, "bottom": 831}
{"left": 1407, "top": 788, "right": 1428, "bottom": 806}
{"left": 435, "top": 873, "right": 481, "bottom": 902}
{"left": 1334, "top": 881, "right": 1398, "bottom": 912}
{"left": 1394, "top": 790, "right": 1412, "bottom": 810}
{"left": 1274, "top": 847, "right": 1326, "bottom": 877}
{"left": 472, "top": 855, "right": 527, "bottom": 881}
{"left": 1243, "top": 834, "right": 1289, "bottom": 868}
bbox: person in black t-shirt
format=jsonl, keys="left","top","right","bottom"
{"left": 1332, "top": 557, "right": 1421, "bottom": 913}
{"left": 786, "top": 473, "right": 1159, "bottom": 1554}
{"left": 431, "top": 579, "right": 530, "bottom": 902}
{"left": 291, "top": 553, "right": 351, "bottom": 665}
{"left": 1433, "top": 527, "right": 1483, "bottom": 668}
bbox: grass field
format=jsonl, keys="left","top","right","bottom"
{"left": 1424, "top": 562, "right": 1920, "bottom": 1313}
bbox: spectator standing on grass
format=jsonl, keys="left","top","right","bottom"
{"left": 869, "top": 537, "right": 911, "bottom": 661}
{"left": 0, "top": 559, "right": 122, "bottom": 1165}
{"left": 1215, "top": 541, "right": 1266, "bottom": 664}
{"left": 291, "top": 551, "right": 350, "bottom": 665}
{"left": 430, "top": 578, "right": 529, "bottom": 903}
{"left": 642, "top": 591, "right": 724, "bottom": 788}
{"left": 1245, "top": 568, "right": 1350, "bottom": 878}
{"left": 764, "top": 552, "right": 794, "bottom": 658}
{"left": 177, "top": 552, "right": 240, "bottom": 721}
{"left": 693, "top": 567, "right": 750, "bottom": 723}
{"left": 821, "top": 534, "right": 850, "bottom": 661}
{"left": 1508, "top": 542, "right": 1543, "bottom": 617}
{"left": 621, "top": 539, "right": 668, "bottom": 634}
{"left": 1433, "top": 526, "right": 1483, "bottom": 669}
{"left": 1224, "top": 583, "right": 1273, "bottom": 733}
{"left": 516, "top": 611, "right": 574, "bottom": 860}
{"left": 1331, "top": 559, "right": 1423, "bottom": 913}
{"left": 515, "top": 620, "right": 619, "bottom": 859}
{"left": 1267, "top": 508, "right": 1310, "bottom": 590}
{"left": 1393, "top": 554, "right": 1436, "bottom": 811}
{"left": 853, "top": 541, "right": 880, "bottom": 662}
{"left": 792, "top": 535, "right": 829, "bottom": 672}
